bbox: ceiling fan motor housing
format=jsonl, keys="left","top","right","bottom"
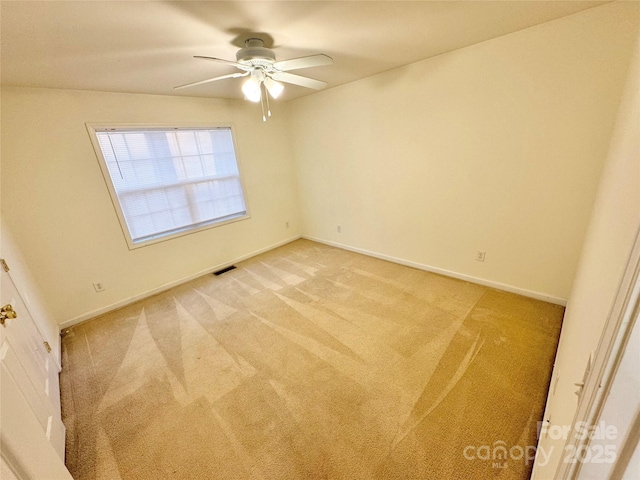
{"left": 236, "top": 38, "right": 276, "bottom": 66}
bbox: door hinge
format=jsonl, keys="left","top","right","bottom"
{"left": 43, "top": 341, "right": 52, "bottom": 353}
{"left": 0, "top": 259, "right": 9, "bottom": 273}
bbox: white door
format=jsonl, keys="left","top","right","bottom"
{"left": 0, "top": 259, "right": 72, "bottom": 479}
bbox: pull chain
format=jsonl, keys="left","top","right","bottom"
{"left": 260, "top": 82, "right": 267, "bottom": 122}
{"left": 265, "top": 85, "right": 272, "bottom": 118}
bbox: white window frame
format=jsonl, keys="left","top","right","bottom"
{"left": 86, "top": 123, "right": 250, "bottom": 249}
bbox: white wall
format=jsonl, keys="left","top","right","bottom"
{"left": 1, "top": 87, "right": 301, "bottom": 325}
{"left": 287, "top": 2, "right": 639, "bottom": 303}
{"left": 532, "top": 30, "right": 640, "bottom": 479}
{"left": 1, "top": 4, "right": 637, "bottom": 334}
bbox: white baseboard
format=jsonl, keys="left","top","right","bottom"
{"left": 302, "top": 235, "right": 567, "bottom": 306}
{"left": 58, "top": 235, "right": 302, "bottom": 330}
{"left": 59, "top": 233, "right": 566, "bottom": 331}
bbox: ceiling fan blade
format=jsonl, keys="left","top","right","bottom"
{"left": 271, "top": 72, "right": 327, "bottom": 90}
{"left": 174, "top": 72, "right": 248, "bottom": 90}
{"left": 194, "top": 56, "right": 252, "bottom": 71}
{"left": 273, "top": 54, "right": 333, "bottom": 72}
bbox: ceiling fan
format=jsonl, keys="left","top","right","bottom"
{"left": 175, "top": 38, "right": 333, "bottom": 121}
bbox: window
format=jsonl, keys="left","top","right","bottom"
{"left": 88, "top": 125, "right": 248, "bottom": 248}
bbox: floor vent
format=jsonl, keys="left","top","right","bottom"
{"left": 213, "top": 265, "right": 237, "bottom": 276}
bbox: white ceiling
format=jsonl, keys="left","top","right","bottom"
{"left": 1, "top": 1, "right": 608, "bottom": 101}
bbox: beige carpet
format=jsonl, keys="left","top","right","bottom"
{"left": 60, "top": 239, "right": 563, "bottom": 479}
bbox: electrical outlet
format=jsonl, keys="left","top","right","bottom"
{"left": 93, "top": 281, "right": 106, "bottom": 293}
{"left": 476, "top": 251, "right": 486, "bottom": 262}
{"left": 337, "top": 225, "right": 342, "bottom": 233}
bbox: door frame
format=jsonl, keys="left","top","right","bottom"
{"left": 556, "top": 225, "right": 640, "bottom": 479}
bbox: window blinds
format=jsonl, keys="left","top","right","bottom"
{"left": 94, "top": 127, "right": 247, "bottom": 244}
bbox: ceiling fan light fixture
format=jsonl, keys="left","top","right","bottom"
{"left": 264, "top": 77, "right": 284, "bottom": 99}
{"left": 242, "top": 76, "right": 261, "bottom": 102}
{"left": 177, "top": 36, "right": 333, "bottom": 120}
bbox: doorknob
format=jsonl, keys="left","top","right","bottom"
{"left": 0, "top": 304, "right": 17, "bottom": 326}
